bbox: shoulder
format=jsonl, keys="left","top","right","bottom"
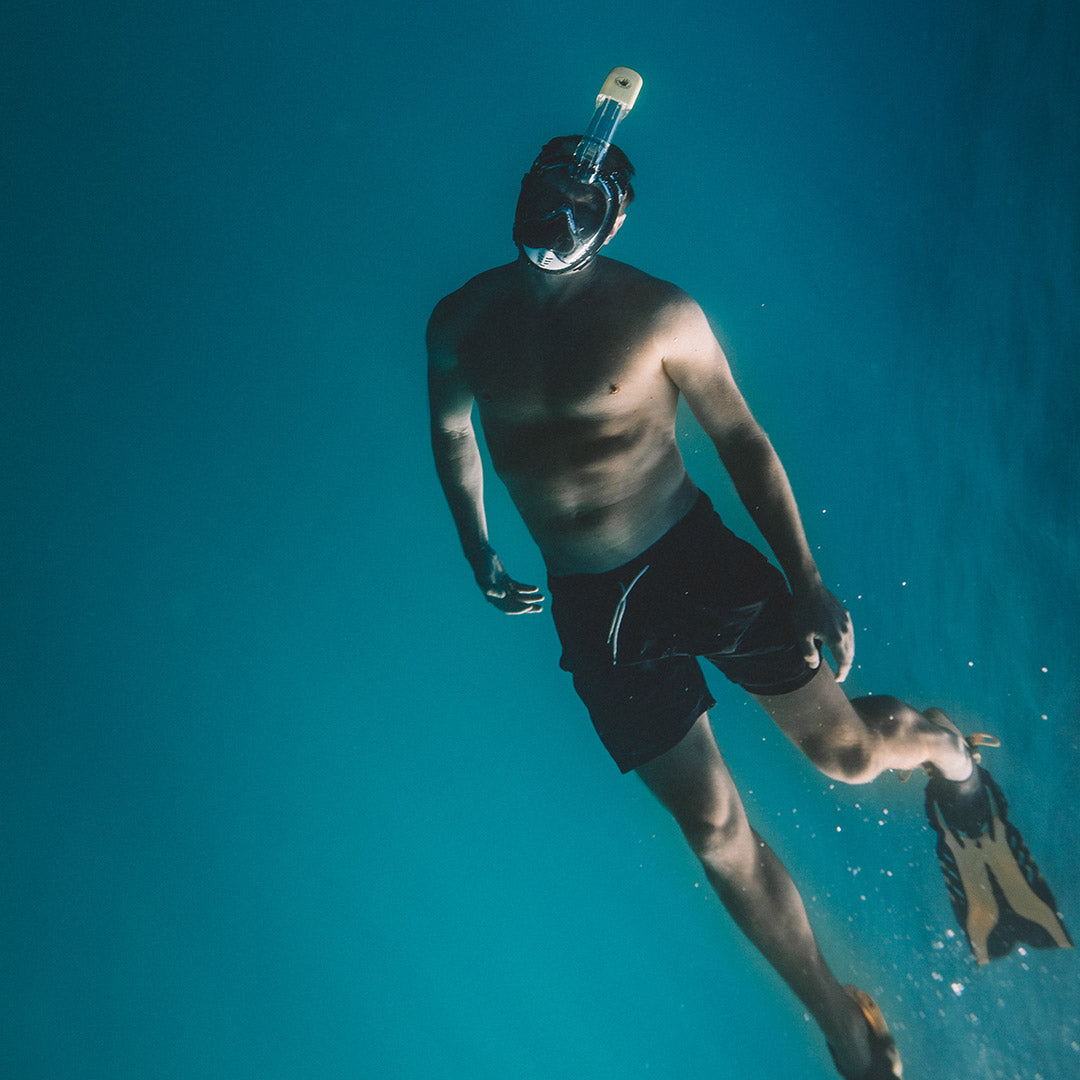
{"left": 427, "top": 263, "right": 515, "bottom": 355}
{"left": 603, "top": 272, "right": 728, "bottom": 380}
{"left": 599, "top": 259, "right": 707, "bottom": 325}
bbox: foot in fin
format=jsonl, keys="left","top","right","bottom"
{"left": 925, "top": 747, "right": 1073, "bottom": 965}
{"left": 828, "top": 986, "right": 903, "bottom": 1079}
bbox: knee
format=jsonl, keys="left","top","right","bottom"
{"left": 678, "top": 801, "right": 751, "bottom": 873}
{"left": 797, "top": 696, "right": 929, "bottom": 785}
{"left": 799, "top": 728, "right": 880, "bottom": 785}
{"left": 826, "top": 743, "right": 879, "bottom": 784}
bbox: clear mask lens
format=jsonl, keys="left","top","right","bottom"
{"left": 515, "top": 165, "right": 608, "bottom": 249}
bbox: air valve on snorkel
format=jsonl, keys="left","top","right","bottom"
{"left": 514, "top": 67, "right": 643, "bottom": 274}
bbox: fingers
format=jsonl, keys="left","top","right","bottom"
{"left": 486, "top": 579, "right": 546, "bottom": 614}
{"left": 474, "top": 551, "right": 546, "bottom": 613}
{"left": 802, "top": 624, "right": 855, "bottom": 683}
{"left": 833, "top": 650, "right": 852, "bottom": 684}
{"left": 829, "top": 622, "right": 855, "bottom": 683}
{"left": 503, "top": 602, "right": 545, "bottom": 615}
{"left": 508, "top": 580, "right": 544, "bottom": 599}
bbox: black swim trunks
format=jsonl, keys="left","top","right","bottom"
{"left": 548, "top": 491, "right": 816, "bottom": 772}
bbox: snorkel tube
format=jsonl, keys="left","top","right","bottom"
{"left": 572, "top": 67, "right": 643, "bottom": 183}
{"left": 514, "top": 67, "right": 643, "bottom": 274}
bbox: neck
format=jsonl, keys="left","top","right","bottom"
{"left": 514, "top": 252, "right": 603, "bottom": 304}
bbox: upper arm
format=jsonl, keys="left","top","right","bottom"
{"left": 661, "top": 296, "right": 763, "bottom": 453}
{"left": 427, "top": 295, "right": 476, "bottom": 437}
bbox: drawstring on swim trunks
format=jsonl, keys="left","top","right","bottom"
{"left": 607, "top": 564, "right": 649, "bottom": 664}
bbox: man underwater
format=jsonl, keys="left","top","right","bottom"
{"left": 426, "top": 71, "right": 1071, "bottom": 1079}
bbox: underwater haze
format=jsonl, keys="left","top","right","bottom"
{"left": 2, "top": 1, "right": 1078, "bottom": 1077}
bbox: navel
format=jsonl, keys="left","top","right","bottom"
{"left": 608, "top": 383, "right": 620, "bottom": 394}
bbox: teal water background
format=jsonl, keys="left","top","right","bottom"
{"left": 3, "top": 1, "right": 1078, "bottom": 1077}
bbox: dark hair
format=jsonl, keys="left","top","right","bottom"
{"left": 532, "top": 135, "right": 636, "bottom": 206}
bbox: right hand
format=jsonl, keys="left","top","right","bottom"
{"left": 471, "top": 547, "right": 546, "bottom": 614}
{"left": 791, "top": 581, "right": 854, "bottom": 683}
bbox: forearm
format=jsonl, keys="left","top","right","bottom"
{"left": 431, "top": 426, "right": 491, "bottom": 567}
{"left": 720, "top": 433, "right": 822, "bottom": 594}
{"left": 430, "top": 419, "right": 545, "bottom": 615}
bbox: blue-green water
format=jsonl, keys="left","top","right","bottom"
{"left": 3, "top": 2, "right": 1077, "bottom": 1077}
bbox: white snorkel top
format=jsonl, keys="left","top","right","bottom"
{"left": 514, "top": 67, "right": 643, "bottom": 274}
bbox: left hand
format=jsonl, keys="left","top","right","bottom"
{"left": 470, "top": 546, "right": 546, "bottom": 615}
{"left": 791, "top": 583, "right": 855, "bottom": 683}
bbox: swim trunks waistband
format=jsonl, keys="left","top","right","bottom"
{"left": 548, "top": 490, "right": 716, "bottom": 590}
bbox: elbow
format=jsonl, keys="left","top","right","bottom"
{"left": 431, "top": 426, "right": 479, "bottom": 476}
{"left": 431, "top": 425, "right": 472, "bottom": 453}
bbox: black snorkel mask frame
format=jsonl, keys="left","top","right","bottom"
{"left": 513, "top": 68, "right": 642, "bottom": 275}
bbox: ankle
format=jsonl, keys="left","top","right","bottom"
{"left": 921, "top": 707, "right": 976, "bottom": 782}
{"left": 930, "top": 766, "right": 991, "bottom": 838}
{"left": 828, "top": 997, "right": 872, "bottom": 1078}
{"left": 941, "top": 748, "right": 975, "bottom": 784}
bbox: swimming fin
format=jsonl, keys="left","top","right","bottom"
{"left": 925, "top": 763, "right": 1073, "bottom": 965}
{"left": 827, "top": 986, "right": 903, "bottom": 1079}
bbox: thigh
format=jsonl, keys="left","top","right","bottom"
{"left": 635, "top": 713, "right": 749, "bottom": 844}
{"left": 571, "top": 657, "right": 715, "bottom": 774}
{"left": 751, "top": 665, "right": 869, "bottom": 768}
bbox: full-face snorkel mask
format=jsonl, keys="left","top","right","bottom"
{"left": 513, "top": 67, "right": 643, "bottom": 274}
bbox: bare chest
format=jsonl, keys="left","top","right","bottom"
{"left": 459, "top": 302, "right": 666, "bottom": 422}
